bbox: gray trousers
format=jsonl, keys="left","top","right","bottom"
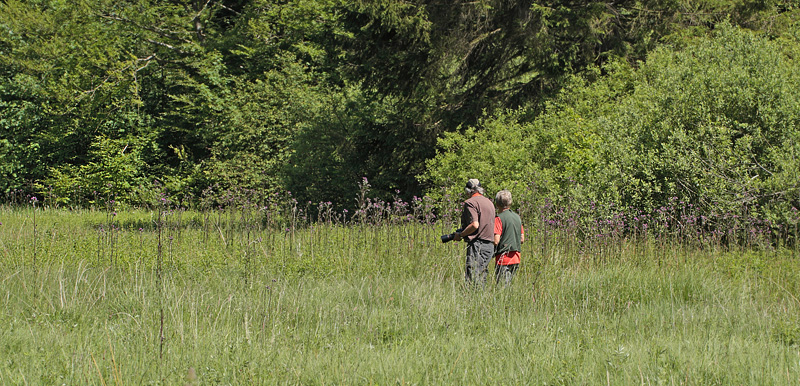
{"left": 465, "top": 239, "right": 494, "bottom": 287}
{"left": 495, "top": 263, "right": 519, "bottom": 286}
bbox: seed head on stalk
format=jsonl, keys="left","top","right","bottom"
{"left": 30, "top": 196, "right": 38, "bottom": 276}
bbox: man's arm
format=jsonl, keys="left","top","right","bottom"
{"left": 454, "top": 221, "right": 479, "bottom": 242}
{"left": 493, "top": 216, "right": 502, "bottom": 245}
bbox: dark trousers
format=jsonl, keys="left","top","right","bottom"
{"left": 465, "top": 239, "right": 494, "bottom": 287}
{"left": 495, "top": 263, "right": 519, "bottom": 286}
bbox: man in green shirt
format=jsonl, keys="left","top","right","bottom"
{"left": 493, "top": 189, "right": 524, "bottom": 286}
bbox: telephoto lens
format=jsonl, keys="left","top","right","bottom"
{"left": 440, "top": 229, "right": 463, "bottom": 243}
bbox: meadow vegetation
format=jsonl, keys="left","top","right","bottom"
{"left": 2, "top": 3, "right": 798, "bottom": 383}
{"left": 1, "top": 190, "right": 798, "bottom": 384}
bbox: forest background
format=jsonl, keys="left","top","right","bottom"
{"left": 2, "top": 2, "right": 800, "bottom": 383}
{"left": 1, "top": 0, "right": 799, "bottom": 236}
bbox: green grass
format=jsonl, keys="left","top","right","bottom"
{"left": 1, "top": 207, "right": 799, "bottom": 384}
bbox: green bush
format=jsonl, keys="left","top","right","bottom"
{"left": 600, "top": 23, "right": 800, "bottom": 217}
{"left": 423, "top": 23, "right": 800, "bottom": 232}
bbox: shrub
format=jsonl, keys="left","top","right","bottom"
{"left": 422, "top": 23, "right": 800, "bottom": 238}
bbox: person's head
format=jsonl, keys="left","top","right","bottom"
{"left": 465, "top": 179, "right": 484, "bottom": 195}
{"left": 494, "top": 189, "right": 512, "bottom": 209}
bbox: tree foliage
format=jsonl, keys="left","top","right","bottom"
{"left": 0, "top": 0, "right": 798, "bottom": 217}
{"left": 423, "top": 23, "right": 800, "bottom": 229}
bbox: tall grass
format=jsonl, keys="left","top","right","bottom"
{"left": 0, "top": 195, "right": 798, "bottom": 384}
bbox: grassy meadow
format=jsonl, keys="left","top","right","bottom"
{"left": 1, "top": 203, "right": 799, "bottom": 385}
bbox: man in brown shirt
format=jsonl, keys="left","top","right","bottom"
{"left": 454, "top": 178, "right": 496, "bottom": 288}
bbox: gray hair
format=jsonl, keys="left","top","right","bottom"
{"left": 494, "top": 189, "right": 513, "bottom": 208}
{"left": 465, "top": 179, "right": 484, "bottom": 195}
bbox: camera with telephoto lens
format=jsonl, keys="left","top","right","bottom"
{"left": 441, "top": 228, "right": 464, "bottom": 243}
